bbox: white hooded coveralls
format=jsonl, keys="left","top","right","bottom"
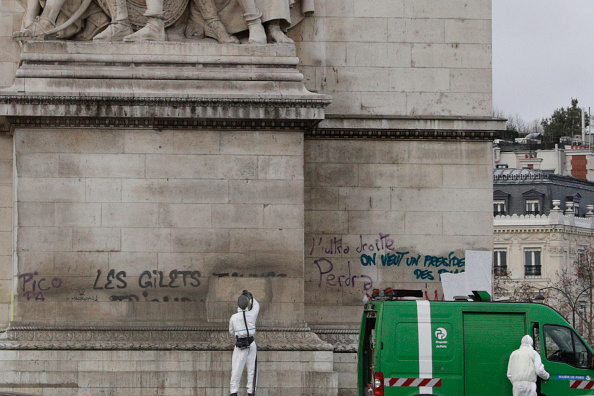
{"left": 229, "top": 298, "right": 260, "bottom": 394}
{"left": 507, "top": 335, "right": 550, "bottom": 396}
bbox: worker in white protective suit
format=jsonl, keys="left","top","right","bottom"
{"left": 229, "top": 290, "right": 260, "bottom": 396}
{"left": 507, "top": 335, "right": 550, "bottom": 396}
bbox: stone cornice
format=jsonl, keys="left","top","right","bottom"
{"left": 0, "top": 326, "right": 334, "bottom": 351}
{"left": 305, "top": 128, "right": 496, "bottom": 141}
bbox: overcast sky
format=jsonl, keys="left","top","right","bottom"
{"left": 493, "top": 0, "right": 594, "bottom": 122}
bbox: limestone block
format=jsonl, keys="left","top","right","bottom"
{"left": 306, "top": 305, "right": 364, "bottom": 326}
{"left": 263, "top": 204, "right": 304, "bottom": 228}
{"left": 391, "top": 187, "right": 491, "bottom": 213}
{"left": 305, "top": 187, "right": 339, "bottom": 210}
{"left": 102, "top": 203, "right": 159, "bottom": 228}
{"left": 443, "top": 211, "right": 492, "bottom": 236}
{"left": 407, "top": 141, "right": 492, "bottom": 165}
{"left": 158, "top": 203, "right": 211, "bottom": 228}
{"left": 73, "top": 227, "right": 121, "bottom": 252}
{"left": 85, "top": 178, "right": 122, "bottom": 202}
{"left": 353, "top": 0, "right": 404, "bottom": 17}
{"left": 305, "top": 280, "right": 342, "bottom": 305}
{"left": 410, "top": 92, "right": 492, "bottom": 116}
{"left": 157, "top": 252, "right": 205, "bottom": 272}
{"left": 360, "top": 92, "right": 407, "bottom": 115}
{"left": 445, "top": 19, "right": 491, "bottom": 44}
{"left": 347, "top": 210, "right": 405, "bottom": 235}
{"left": 17, "top": 251, "right": 55, "bottom": 273}
{"left": 121, "top": 228, "right": 170, "bottom": 253}
{"left": 229, "top": 228, "right": 303, "bottom": 254}
{"left": 295, "top": 42, "right": 347, "bottom": 67}
{"left": 0, "top": 62, "right": 16, "bottom": 87}
{"left": 450, "top": 69, "right": 492, "bottom": 93}
{"left": 54, "top": 251, "right": 109, "bottom": 275}
{"left": 54, "top": 203, "right": 101, "bottom": 227}
{"left": 388, "top": 18, "right": 446, "bottom": 43}
{"left": 412, "top": 43, "right": 491, "bottom": 69}
{"left": 172, "top": 131, "right": 221, "bottom": 155}
{"left": 146, "top": 155, "right": 257, "bottom": 180}
{"left": 0, "top": 184, "right": 12, "bottom": 206}
{"left": 271, "top": 277, "right": 305, "bottom": 303}
{"left": 122, "top": 179, "right": 229, "bottom": 204}
{"left": 170, "top": 228, "right": 230, "bottom": 253}
{"left": 220, "top": 132, "right": 303, "bottom": 156}
{"left": 0, "top": 159, "right": 12, "bottom": 183}
{"left": 323, "top": 91, "right": 362, "bottom": 115}
{"left": 18, "top": 227, "right": 72, "bottom": 252}
{"left": 308, "top": 0, "right": 353, "bottom": 17}
{"left": 358, "top": 164, "right": 442, "bottom": 188}
{"left": 0, "top": 206, "right": 11, "bottom": 231}
{"left": 229, "top": 180, "right": 303, "bottom": 204}
{"left": 59, "top": 154, "right": 145, "bottom": 178}
{"left": 338, "top": 187, "right": 391, "bottom": 211}
{"left": 405, "top": 0, "right": 491, "bottom": 19}
{"left": 212, "top": 204, "right": 264, "bottom": 229}
{"left": 15, "top": 129, "right": 125, "bottom": 154}
{"left": 258, "top": 156, "right": 303, "bottom": 180}
{"left": 305, "top": 211, "right": 348, "bottom": 235}
{"left": 124, "top": 130, "right": 174, "bottom": 154}
{"left": 404, "top": 212, "right": 443, "bottom": 235}
{"left": 443, "top": 164, "right": 493, "bottom": 189}
{"left": 107, "top": 252, "right": 158, "bottom": 275}
{"left": 0, "top": 255, "right": 11, "bottom": 279}
{"left": 301, "top": 17, "right": 388, "bottom": 43}
{"left": 389, "top": 68, "right": 450, "bottom": 92}
{"left": 346, "top": 43, "right": 411, "bottom": 68}
{"left": 305, "top": 163, "right": 358, "bottom": 187}
{"left": 16, "top": 153, "right": 59, "bottom": 177}
{"left": 321, "top": 66, "right": 390, "bottom": 92}
{"left": 17, "top": 178, "right": 86, "bottom": 202}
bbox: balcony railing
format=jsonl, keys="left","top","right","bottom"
{"left": 524, "top": 265, "right": 541, "bottom": 276}
{"left": 494, "top": 266, "right": 508, "bottom": 276}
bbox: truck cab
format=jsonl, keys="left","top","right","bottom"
{"left": 358, "top": 289, "right": 594, "bottom": 396}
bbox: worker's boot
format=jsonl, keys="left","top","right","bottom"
{"left": 237, "top": 0, "right": 266, "bottom": 44}
{"left": 123, "top": 0, "right": 166, "bottom": 41}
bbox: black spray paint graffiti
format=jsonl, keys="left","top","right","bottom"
{"left": 212, "top": 271, "right": 287, "bottom": 278}
{"left": 18, "top": 272, "right": 63, "bottom": 301}
{"left": 93, "top": 269, "right": 201, "bottom": 303}
{"left": 93, "top": 269, "right": 201, "bottom": 290}
{"left": 109, "top": 291, "right": 193, "bottom": 302}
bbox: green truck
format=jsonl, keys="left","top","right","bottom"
{"left": 359, "top": 290, "right": 594, "bottom": 395}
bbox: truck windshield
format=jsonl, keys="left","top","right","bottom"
{"left": 543, "top": 325, "right": 590, "bottom": 368}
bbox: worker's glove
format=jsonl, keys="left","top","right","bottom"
{"left": 242, "top": 289, "right": 253, "bottom": 301}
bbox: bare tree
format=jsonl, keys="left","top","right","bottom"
{"left": 548, "top": 248, "right": 594, "bottom": 345}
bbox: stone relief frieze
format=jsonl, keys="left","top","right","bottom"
{"left": 13, "top": 0, "right": 313, "bottom": 42}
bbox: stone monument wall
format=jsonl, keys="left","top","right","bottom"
{"left": 13, "top": 127, "right": 305, "bottom": 327}
{"left": 290, "top": 0, "right": 492, "bottom": 116}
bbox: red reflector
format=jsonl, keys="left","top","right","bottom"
{"left": 374, "top": 371, "right": 384, "bottom": 395}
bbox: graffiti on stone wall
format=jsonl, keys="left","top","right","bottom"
{"left": 18, "top": 272, "right": 63, "bottom": 301}
{"left": 309, "top": 233, "right": 465, "bottom": 298}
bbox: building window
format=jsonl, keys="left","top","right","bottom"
{"left": 494, "top": 200, "right": 506, "bottom": 216}
{"left": 525, "top": 199, "right": 540, "bottom": 215}
{"left": 494, "top": 250, "right": 507, "bottom": 276}
{"left": 524, "top": 249, "right": 542, "bottom": 277}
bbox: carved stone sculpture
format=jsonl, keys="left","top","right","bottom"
{"left": 187, "top": 0, "right": 314, "bottom": 43}
{"left": 12, "top": 0, "right": 313, "bottom": 42}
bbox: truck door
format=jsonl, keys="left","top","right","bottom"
{"left": 463, "top": 313, "right": 525, "bottom": 395}
{"left": 540, "top": 324, "right": 594, "bottom": 395}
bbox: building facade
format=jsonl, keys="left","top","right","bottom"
{"left": 494, "top": 168, "right": 594, "bottom": 302}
